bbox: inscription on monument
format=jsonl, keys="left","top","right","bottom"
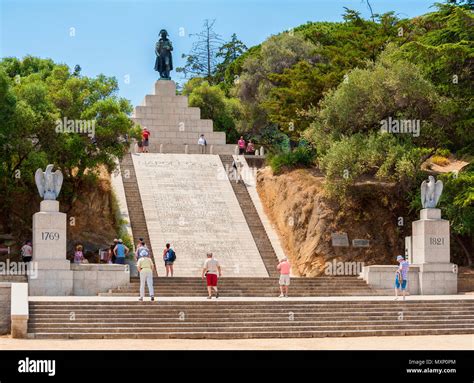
{"left": 132, "top": 154, "right": 267, "bottom": 277}
{"left": 352, "top": 239, "right": 370, "bottom": 247}
{"left": 428, "top": 236, "right": 447, "bottom": 247}
{"left": 41, "top": 232, "right": 60, "bottom": 241}
{"left": 331, "top": 233, "right": 349, "bottom": 247}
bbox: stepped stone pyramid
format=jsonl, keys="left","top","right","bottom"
{"left": 132, "top": 81, "right": 235, "bottom": 154}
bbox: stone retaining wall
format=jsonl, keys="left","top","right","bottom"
{"left": 71, "top": 264, "right": 130, "bottom": 296}
{"left": 0, "top": 282, "right": 11, "bottom": 334}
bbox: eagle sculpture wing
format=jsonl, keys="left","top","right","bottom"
{"left": 433, "top": 180, "right": 443, "bottom": 207}
{"left": 53, "top": 170, "right": 63, "bottom": 198}
{"left": 420, "top": 180, "right": 427, "bottom": 208}
{"left": 35, "top": 169, "right": 45, "bottom": 198}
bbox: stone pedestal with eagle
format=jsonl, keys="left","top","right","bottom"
{"left": 412, "top": 176, "right": 457, "bottom": 295}
{"left": 29, "top": 165, "right": 73, "bottom": 296}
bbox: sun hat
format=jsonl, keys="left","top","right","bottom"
{"left": 396, "top": 255, "right": 404, "bottom": 261}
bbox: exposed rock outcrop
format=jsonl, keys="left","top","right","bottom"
{"left": 257, "top": 167, "right": 406, "bottom": 276}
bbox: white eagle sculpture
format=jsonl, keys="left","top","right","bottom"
{"left": 35, "top": 164, "right": 63, "bottom": 200}
{"left": 421, "top": 175, "right": 443, "bottom": 209}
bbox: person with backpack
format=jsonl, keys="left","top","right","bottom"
{"left": 137, "top": 250, "right": 155, "bottom": 302}
{"left": 136, "top": 239, "right": 150, "bottom": 261}
{"left": 162, "top": 243, "right": 176, "bottom": 277}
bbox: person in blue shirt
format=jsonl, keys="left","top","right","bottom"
{"left": 113, "top": 239, "right": 129, "bottom": 264}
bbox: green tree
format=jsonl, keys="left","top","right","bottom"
{"left": 214, "top": 33, "right": 247, "bottom": 85}
{"left": 184, "top": 79, "right": 241, "bottom": 143}
{"left": 438, "top": 166, "right": 474, "bottom": 266}
{"left": 0, "top": 56, "right": 134, "bottom": 233}
{"left": 305, "top": 46, "right": 450, "bottom": 153}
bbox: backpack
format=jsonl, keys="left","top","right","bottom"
{"left": 138, "top": 247, "right": 149, "bottom": 258}
{"left": 167, "top": 249, "right": 176, "bottom": 262}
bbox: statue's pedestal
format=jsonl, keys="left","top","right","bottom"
{"left": 412, "top": 208, "right": 457, "bottom": 295}
{"left": 29, "top": 200, "right": 73, "bottom": 296}
{"left": 361, "top": 208, "right": 457, "bottom": 295}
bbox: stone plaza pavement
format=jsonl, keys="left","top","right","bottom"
{"left": 0, "top": 334, "right": 472, "bottom": 350}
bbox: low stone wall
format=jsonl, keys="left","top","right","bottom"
{"left": 0, "top": 282, "right": 11, "bottom": 335}
{"left": 71, "top": 264, "right": 130, "bottom": 296}
{"left": 361, "top": 265, "right": 421, "bottom": 295}
{"left": 458, "top": 273, "right": 474, "bottom": 292}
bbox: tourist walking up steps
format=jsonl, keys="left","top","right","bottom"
{"left": 395, "top": 255, "right": 410, "bottom": 301}
{"left": 202, "top": 252, "right": 221, "bottom": 299}
{"left": 277, "top": 257, "right": 291, "bottom": 297}
{"left": 113, "top": 239, "right": 129, "bottom": 264}
{"left": 136, "top": 239, "right": 150, "bottom": 261}
{"left": 163, "top": 243, "right": 176, "bottom": 277}
{"left": 232, "top": 157, "right": 244, "bottom": 184}
{"left": 198, "top": 134, "right": 207, "bottom": 154}
{"left": 137, "top": 251, "right": 154, "bottom": 302}
{"left": 142, "top": 127, "right": 150, "bottom": 153}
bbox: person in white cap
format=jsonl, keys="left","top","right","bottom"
{"left": 395, "top": 255, "right": 410, "bottom": 301}
{"left": 202, "top": 252, "right": 221, "bottom": 299}
{"left": 277, "top": 257, "right": 291, "bottom": 297}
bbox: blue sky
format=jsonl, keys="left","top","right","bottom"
{"left": 0, "top": 0, "right": 436, "bottom": 106}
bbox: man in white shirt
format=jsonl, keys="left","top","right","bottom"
{"left": 232, "top": 157, "right": 244, "bottom": 184}
{"left": 198, "top": 134, "right": 207, "bottom": 154}
{"left": 201, "top": 252, "right": 222, "bottom": 299}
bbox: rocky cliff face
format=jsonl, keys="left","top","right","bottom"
{"left": 0, "top": 171, "right": 118, "bottom": 263}
{"left": 256, "top": 167, "right": 406, "bottom": 276}
{"left": 65, "top": 175, "right": 118, "bottom": 259}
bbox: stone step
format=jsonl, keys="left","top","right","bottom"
{"left": 29, "top": 308, "right": 474, "bottom": 315}
{"left": 219, "top": 155, "right": 280, "bottom": 277}
{"left": 119, "top": 153, "right": 157, "bottom": 276}
{"left": 29, "top": 317, "right": 474, "bottom": 325}
{"left": 28, "top": 323, "right": 474, "bottom": 332}
{"left": 30, "top": 328, "right": 474, "bottom": 339}
{"left": 28, "top": 296, "right": 474, "bottom": 339}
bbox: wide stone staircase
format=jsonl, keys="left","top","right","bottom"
{"left": 119, "top": 153, "right": 156, "bottom": 273}
{"left": 219, "top": 155, "right": 280, "bottom": 277}
{"left": 99, "top": 276, "right": 387, "bottom": 297}
{"left": 28, "top": 299, "right": 474, "bottom": 339}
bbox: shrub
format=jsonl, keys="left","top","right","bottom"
{"left": 430, "top": 155, "right": 450, "bottom": 166}
{"left": 268, "top": 146, "right": 315, "bottom": 174}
